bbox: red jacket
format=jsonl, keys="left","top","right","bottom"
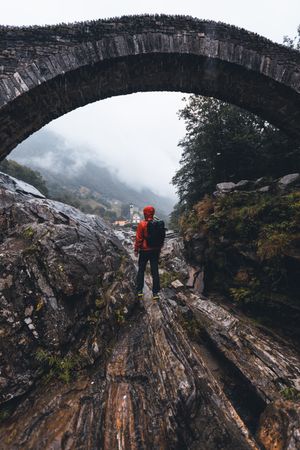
{"left": 134, "top": 206, "right": 162, "bottom": 252}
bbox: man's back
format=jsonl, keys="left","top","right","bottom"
{"left": 134, "top": 206, "right": 163, "bottom": 253}
{"left": 135, "top": 205, "right": 164, "bottom": 299}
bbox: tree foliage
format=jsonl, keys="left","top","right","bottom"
{"left": 172, "top": 96, "right": 300, "bottom": 210}
{"left": 172, "top": 26, "right": 300, "bottom": 213}
{"left": 283, "top": 25, "right": 300, "bottom": 50}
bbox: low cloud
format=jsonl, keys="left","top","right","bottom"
{"left": 45, "top": 92, "right": 186, "bottom": 199}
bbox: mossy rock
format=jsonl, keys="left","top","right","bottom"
{"left": 180, "top": 188, "right": 300, "bottom": 341}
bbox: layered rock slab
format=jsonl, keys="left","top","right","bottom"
{"left": 1, "top": 173, "right": 300, "bottom": 449}
{"left": 0, "top": 291, "right": 258, "bottom": 449}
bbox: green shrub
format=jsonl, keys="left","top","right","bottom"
{"left": 114, "top": 307, "right": 126, "bottom": 324}
{"left": 160, "top": 271, "right": 184, "bottom": 288}
{"left": 36, "top": 349, "right": 82, "bottom": 384}
{"left": 229, "top": 287, "right": 253, "bottom": 303}
{"left": 280, "top": 387, "right": 300, "bottom": 401}
{"left": 22, "top": 226, "right": 35, "bottom": 240}
{"left": 180, "top": 189, "right": 300, "bottom": 338}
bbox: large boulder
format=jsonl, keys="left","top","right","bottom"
{"left": 0, "top": 173, "right": 136, "bottom": 405}
{"left": 234, "top": 180, "right": 254, "bottom": 191}
{"left": 278, "top": 173, "right": 300, "bottom": 189}
{"left": 0, "top": 171, "right": 45, "bottom": 198}
{"left": 216, "top": 182, "right": 236, "bottom": 192}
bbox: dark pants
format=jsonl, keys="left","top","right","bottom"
{"left": 136, "top": 250, "right": 160, "bottom": 294}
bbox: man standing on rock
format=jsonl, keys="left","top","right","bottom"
{"left": 134, "top": 205, "right": 165, "bottom": 301}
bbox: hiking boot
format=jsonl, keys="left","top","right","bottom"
{"left": 136, "top": 292, "right": 144, "bottom": 309}
{"left": 152, "top": 293, "right": 160, "bottom": 301}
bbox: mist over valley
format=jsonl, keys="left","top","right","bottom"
{"left": 9, "top": 129, "right": 175, "bottom": 222}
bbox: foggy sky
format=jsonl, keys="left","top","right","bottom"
{"left": 2, "top": 1, "right": 300, "bottom": 198}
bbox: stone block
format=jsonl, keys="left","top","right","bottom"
{"left": 216, "top": 182, "right": 236, "bottom": 192}
{"left": 234, "top": 180, "right": 254, "bottom": 191}
{"left": 171, "top": 279, "right": 184, "bottom": 289}
{"left": 278, "top": 173, "right": 300, "bottom": 188}
{"left": 258, "top": 186, "right": 270, "bottom": 193}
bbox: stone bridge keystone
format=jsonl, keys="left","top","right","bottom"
{"left": 0, "top": 14, "right": 300, "bottom": 158}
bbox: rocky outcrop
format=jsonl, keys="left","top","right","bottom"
{"left": 182, "top": 175, "right": 300, "bottom": 343}
{"left": 278, "top": 173, "right": 300, "bottom": 189}
{"left": 215, "top": 173, "right": 300, "bottom": 195}
{"left": 1, "top": 173, "right": 300, "bottom": 449}
{"left": 0, "top": 172, "right": 136, "bottom": 407}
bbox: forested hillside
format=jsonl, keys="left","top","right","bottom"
{"left": 8, "top": 129, "right": 174, "bottom": 221}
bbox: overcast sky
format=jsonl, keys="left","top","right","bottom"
{"left": 2, "top": 1, "right": 300, "bottom": 198}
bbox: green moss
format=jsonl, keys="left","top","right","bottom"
{"left": 114, "top": 307, "right": 126, "bottom": 324}
{"left": 257, "top": 221, "right": 299, "bottom": 260}
{"left": 207, "top": 191, "right": 300, "bottom": 242}
{"left": 95, "top": 298, "right": 105, "bottom": 309}
{"left": 178, "top": 313, "right": 205, "bottom": 341}
{"left": 22, "top": 226, "right": 35, "bottom": 240}
{"left": 229, "top": 287, "right": 253, "bottom": 303}
{"left": 58, "top": 264, "right": 64, "bottom": 273}
{"left": 87, "top": 309, "right": 101, "bottom": 324}
{"left": 160, "top": 272, "right": 174, "bottom": 288}
{"left": 280, "top": 387, "right": 300, "bottom": 401}
{"left": 160, "top": 271, "right": 184, "bottom": 288}
{"left": 35, "top": 349, "right": 82, "bottom": 384}
{"left": 0, "top": 408, "right": 11, "bottom": 424}
{"left": 35, "top": 298, "right": 44, "bottom": 311}
{"left": 179, "top": 208, "right": 201, "bottom": 234}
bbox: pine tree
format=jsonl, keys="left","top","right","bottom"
{"left": 172, "top": 96, "right": 300, "bottom": 210}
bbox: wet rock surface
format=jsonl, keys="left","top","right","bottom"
{"left": 0, "top": 173, "right": 136, "bottom": 406}
{"left": 1, "top": 174, "right": 300, "bottom": 449}
{"left": 257, "top": 400, "right": 300, "bottom": 449}
{"left": 183, "top": 177, "right": 300, "bottom": 344}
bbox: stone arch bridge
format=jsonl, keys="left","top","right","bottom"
{"left": 0, "top": 14, "right": 300, "bottom": 159}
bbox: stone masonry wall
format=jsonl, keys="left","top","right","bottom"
{"left": 0, "top": 15, "right": 300, "bottom": 158}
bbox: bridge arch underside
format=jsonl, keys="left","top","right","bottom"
{"left": 1, "top": 52, "right": 300, "bottom": 159}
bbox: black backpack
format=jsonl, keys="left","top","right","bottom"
{"left": 146, "top": 219, "right": 166, "bottom": 247}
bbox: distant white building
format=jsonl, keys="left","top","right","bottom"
{"left": 132, "top": 213, "right": 141, "bottom": 224}
{"left": 129, "top": 204, "right": 141, "bottom": 223}
{"left": 129, "top": 204, "right": 134, "bottom": 219}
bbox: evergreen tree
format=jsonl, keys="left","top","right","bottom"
{"left": 283, "top": 25, "right": 300, "bottom": 50}
{"left": 172, "top": 26, "right": 300, "bottom": 212}
{"left": 172, "top": 96, "right": 300, "bottom": 209}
